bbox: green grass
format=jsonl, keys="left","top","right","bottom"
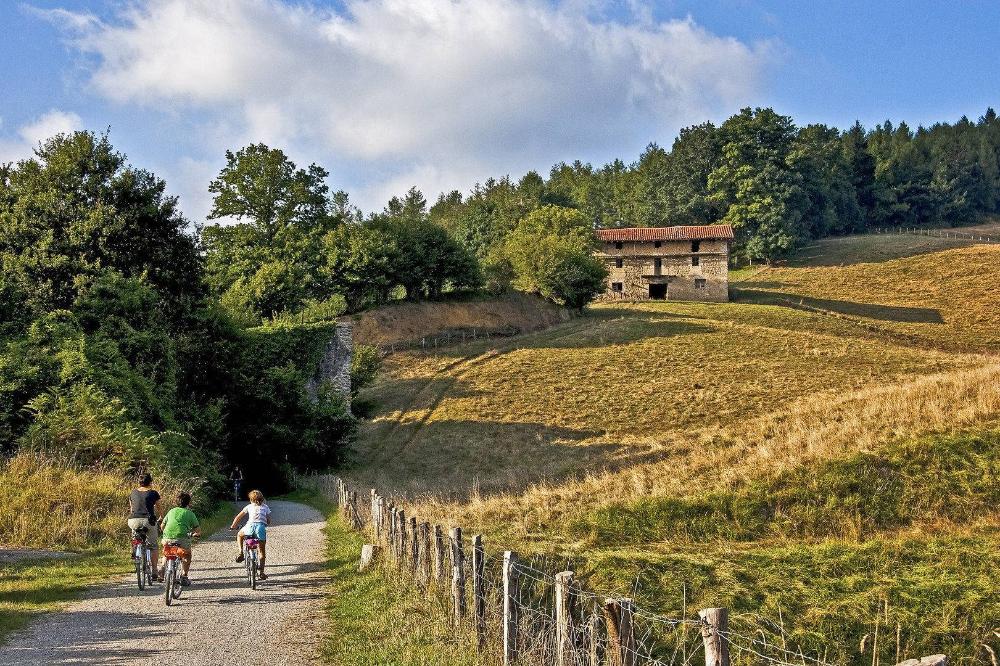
{"left": 294, "top": 494, "right": 476, "bottom": 665}
{"left": 583, "top": 530, "right": 1000, "bottom": 666}
{"left": 0, "top": 498, "right": 230, "bottom": 646}
{"left": 571, "top": 431, "right": 1000, "bottom": 545}
{"left": 0, "top": 549, "right": 119, "bottom": 644}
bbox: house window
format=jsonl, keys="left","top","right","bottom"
{"left": 691, "top": 241, "right": 701, "bottom": 252}
{"left": 692, "top": 255, "right": 700, "bottom": 267}
{"left": 653, "top": 258, "right": 662, "bottom": 274}
{"left": 695, "top": 278, "right": 707, "bottom": 289}
{"left": 611, "top": 282, "right": 623, "bottom": 293}
{"left": 614, "top": 241, "right": 624, "bottom": 250}
{"left": 654, "top": 241, "right": 662, "bottom": 248}
{"left": 615, "top": 257, "right": 624, "bottom": 268}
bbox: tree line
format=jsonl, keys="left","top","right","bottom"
{"left": 201, "top": 107, "right": 1000, "bottom": 326}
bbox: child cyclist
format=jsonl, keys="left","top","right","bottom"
{"left": 231, "top": 490, "right": 271, "bottom": 579}
{"left": 158, "top": 492, "right": 201, "bottom": 586}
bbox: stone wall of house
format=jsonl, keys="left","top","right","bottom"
{"left": 305, "top": 321, "right": 353, "bottom": 407}
{"left": 595, "top": 238, "right": 729, "bottom": 303}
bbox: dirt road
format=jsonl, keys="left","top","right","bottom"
{"left": 0, "top": 500, "right": 329, "bottom": 665}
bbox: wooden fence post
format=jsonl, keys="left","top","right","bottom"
{"left": 370, "top": 489, "right": 377, "bottom": 537}
{"left": 586, "top": 610, "right": 603, "bottom": 666}
{"left": 699, "top": 607, "right": 730, "bottom": 666}
{"left": 555, "top": 571, "right": 576, "bottom": 666}
{"left": 604, "top": 598, "right": 636, "bottom": 666}
{"left": 450, "top": 527, "right": 466, "bottom": 623}
{"left": 418, "top": 522, "right": 431, "bottom": 587}
{"left": 396, "top": 509, "right": 406, "bottom": 567}
{"left": 433, "top": 525, "right": 445, "bottom": 582}
{"left": 359, "top": 544, "right": 380, "bottom": 571}
{"left": 472, "top": 534, "right": 486, "bottom": 649}
{"left": 409, "top": 516, "right": 419, "bottom": 574}
{"left": 502, "top": 551, "right": 519, "bottom": 666}
{"left": 387, "top": 503, "right": 396, "bottom": 553}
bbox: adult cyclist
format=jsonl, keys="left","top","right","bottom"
{"left": 126, "top": 473, "right": 161, "bottom": 581}
{"left": 230, "top": 467, "right": 244, "bottom": 502}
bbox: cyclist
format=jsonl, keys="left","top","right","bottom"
{"left": 158, "top": 492, "right": 201, "bottom": 586}
{"left": 126, "top": 473, "right": 161, "bottom": 581}
{"left": 230, "top": 466, "right": 243, "bottom": 502}
{"left": 231, "top": 490, "right": 271, "bottom": 580}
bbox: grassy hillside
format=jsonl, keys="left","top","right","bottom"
{"left": 345, "top": 235, "right": 1000, "bottom": 664}
{"left": 349, "top": 292, "right": 569, "bottom": 348}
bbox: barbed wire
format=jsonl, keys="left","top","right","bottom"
{"left": 331, "top": 477, "right": 847, "bottom": 666}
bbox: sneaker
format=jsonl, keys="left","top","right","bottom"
{"left": 180, "top": 576, "right": 191, "bottom": 587}
{"left": 258, "top": 573, "right": 268, "bottom": 580}
{"left": 235, "top": 553, "right": 244, "bottom": 563}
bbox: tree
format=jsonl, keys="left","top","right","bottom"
{"left": 501, "top": 206, "right": 607, "bottom": 310}
{"left": 789, "top": 124, "right": 864, "bottom": 237}
{"left": 208, "top": 143, "right": 333, "bottom": 241}
{"left": 203, "top": 143, "right": 341, "bottom": 320}
{"left": 370, "top": 187, "right": 481, "bottom": 300}
{"left": 708, "top": 108, "right": 809, "bottom": 262}
{"left": 324, "top": 222, "right": 400, "bottom": 311}
{"left": 0, "top": 131, "right": 203, "bottom": 320}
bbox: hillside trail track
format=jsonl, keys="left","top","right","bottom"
{"left": 0, "top": 500, "right": 329, "bottom": 666}
{"left": 367, "top": 317, "right": 595, "bottom": 465}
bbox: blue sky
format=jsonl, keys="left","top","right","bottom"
{"left": 1, "top": 1, "right": 998, "bottom": 220}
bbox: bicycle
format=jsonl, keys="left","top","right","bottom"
{"left": 162, "top": 541, "right": 188, "bottom": 606}
{"left": 243, "top": 537, "right": 261, "bottom": 590}
{"left": 130, "top": 526, "right": 154, "bottom": 591}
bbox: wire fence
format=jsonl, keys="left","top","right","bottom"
{"left": 868, "top": 226, "right": 999, "bottom": 243}
{"left": 374, "top": 325, "right": 524, "bottom": 355}
{"left": 319, "top": 476, "right": 907, "bottom": 666}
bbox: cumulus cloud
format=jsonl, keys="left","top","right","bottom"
{"left": 0, "top": 109, "right": 83, "bottom": 163}
{"left": 43, "top": 0, "right": 776, "bottom": 212}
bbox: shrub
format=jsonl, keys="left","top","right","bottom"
{"left": 350, "top": 344, "right": 382, "bottom": 396}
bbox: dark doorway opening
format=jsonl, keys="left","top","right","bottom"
{"left": 648, "top": 283, "right": 667, "bottom": 300}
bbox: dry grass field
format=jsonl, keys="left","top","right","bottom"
{"left": 346, "top": 232, "right": 1000, "bottom": 664}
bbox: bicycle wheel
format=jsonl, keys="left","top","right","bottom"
{"left": 164, "top": 566, "right": 175, "bottom": 606}
{"left": 144, "top": 548, "right": 154, "bottom": 586}
{"left": 135, "top": 549, "right": 144, "bottom": 591}
{"left": 249, "top": 551, "right": 257, "bottom": 590}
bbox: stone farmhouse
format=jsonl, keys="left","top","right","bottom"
{"left": 594, "top": 225, "right": 734, "bottom": 302}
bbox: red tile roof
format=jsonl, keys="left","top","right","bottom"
{"left": 596, "top": 225, "right": 734, "bottom": 242}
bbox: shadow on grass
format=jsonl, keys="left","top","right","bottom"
{"left": 360, "top": 416, "right": 698, "bottom": 503}
{"left": 735, "top": 289, "right": 944, "bottom": 324}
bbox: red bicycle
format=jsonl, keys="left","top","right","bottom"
{"left": 162, "top": 542, "right": 188, "bottom": 605}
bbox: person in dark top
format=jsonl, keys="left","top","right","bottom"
{"left": 230, "top": 467, "right": 244, "bottom": 502}
{"left": 127, "top": 473, "right": 161, "bottom": 580}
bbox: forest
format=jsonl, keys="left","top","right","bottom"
{"left": 1, "top": 105, "right": 998, "bottom": 504}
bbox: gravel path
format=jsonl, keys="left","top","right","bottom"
{"left": 0, "top": 500, "right": 330, "bottom": 665}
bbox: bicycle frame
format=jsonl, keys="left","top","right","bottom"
{"left": 131, "top": 530, "right": 153, "bottom": 591}
{"left": 244, "top": 538, "right": 260, "bottom": 589}
{"left": 162, "top": 543, "right": 187, "bottom": 605}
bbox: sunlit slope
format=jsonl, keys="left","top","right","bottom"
{"left": 738, "top": 242, "right": 1000, "bottom": 351}
{"left": 351, "top": 238, "right": 1000, "bottom": 524}
{"left": 348, "top": 238, "right": 1000, "bottom": 664}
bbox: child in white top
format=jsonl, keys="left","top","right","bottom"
{"left": 231, "top": 489, "right": 272, "bottom": 579}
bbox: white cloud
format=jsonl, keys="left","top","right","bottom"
{"left": 0, "top": 109, "right": 83, "bottom": 163}
{"left": 44, "top": 0, "right": 777, "bottom": 213}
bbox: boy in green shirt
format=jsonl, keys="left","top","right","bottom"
{"left": 158, "top": 492, "right": 201, "bottom": 585}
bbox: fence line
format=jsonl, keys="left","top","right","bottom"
{"left": 317, "top": 475, "right": 950, "bottom": 666}
{"left": 869, "top": 226, "right": 998, "bottom": 243}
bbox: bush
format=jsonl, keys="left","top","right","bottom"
{"left": 350, "top": 344, "right": 382, "bottom": 396}
{"left": 501, "top": 205, "right": 608, "bottom": 310}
